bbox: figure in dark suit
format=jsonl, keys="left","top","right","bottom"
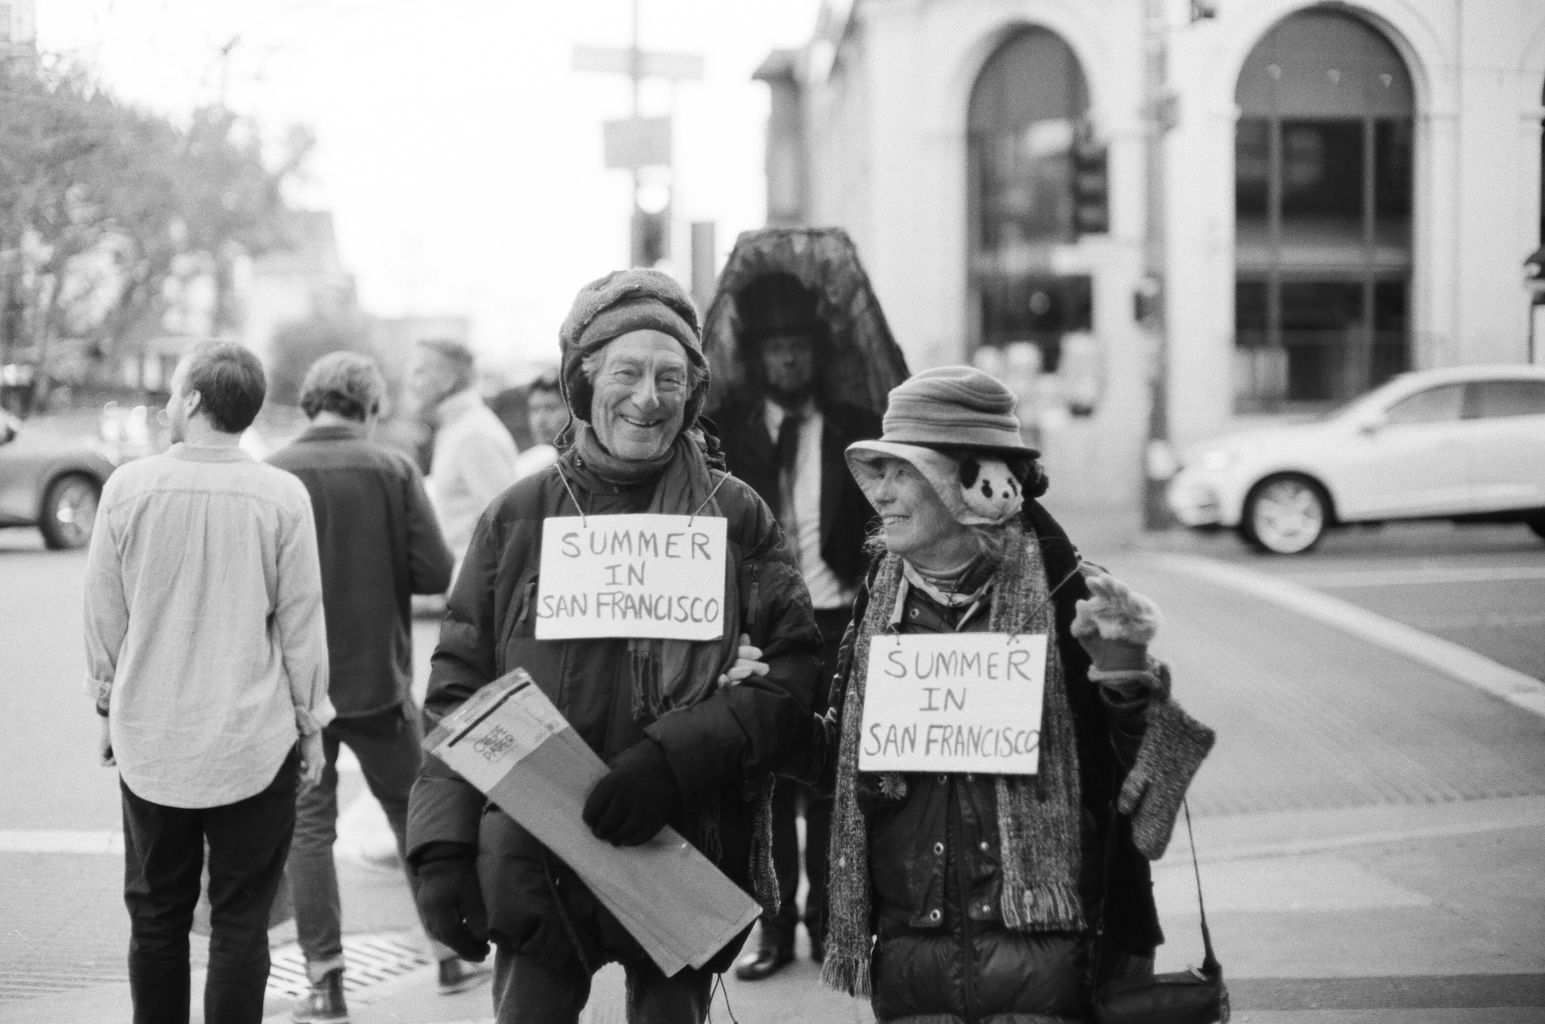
{"left": 702, "top": 229, "right": 909, "bottom": 980}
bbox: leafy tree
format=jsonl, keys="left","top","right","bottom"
{"left": 0, "top": 54, "right": 312, "bottom": 412}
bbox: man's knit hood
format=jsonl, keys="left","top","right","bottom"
{"left": 557, "top": 268, "right": 708, "bottom": 429}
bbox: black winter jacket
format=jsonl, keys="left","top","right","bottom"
{"left": 405, "top": 449, "right": 822, "bottom": 973}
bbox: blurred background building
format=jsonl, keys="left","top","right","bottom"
{"left": 758, "top": 0, "right": 1545, "bottom": 523}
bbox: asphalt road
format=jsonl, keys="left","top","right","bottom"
{"left": 1135, "top": 519, "right": 1545, "bottom": 680}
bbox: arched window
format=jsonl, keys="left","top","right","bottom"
{"left": 967, "top": 28, "right": 1092, "bottom": 372}
{"left": 1234, "top": 9, "right": 1414, "bottom": 408}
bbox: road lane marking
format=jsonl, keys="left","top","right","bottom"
{"left": 1402, "top": 612, "right": 1545, "bottom": 630}
{"left": 1138, "top": 552, "right": 1545, "bottom": 720}
{"left": 0, "top": 830, "right": 123, "bottom": 854}
{"left": 1283, "top": 566, "right": 1545, "bottom": 589}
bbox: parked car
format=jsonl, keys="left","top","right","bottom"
{"left": 1166, "top": 364, "right": 1545, "bottom": 554}
{"left": 0, "top": 410, "right": 120, "bottom": 549}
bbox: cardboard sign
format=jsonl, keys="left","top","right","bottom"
{"left": 858, "top": 633, "right": 1047, "bottom": 774}
{"left": 535, "top": 514, "right": 727, "bottom": 641}
{"left": 425, "top": 669, "right": 762, "bottom": 976}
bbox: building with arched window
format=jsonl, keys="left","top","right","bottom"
{"left": 762, "top": 0, "right": 1545, "bottom": 526}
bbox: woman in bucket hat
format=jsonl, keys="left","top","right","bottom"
{"left": 788, "top": 365, "right": 1215, "bottom": 1022}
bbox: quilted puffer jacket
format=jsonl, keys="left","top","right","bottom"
{"left": 406, "top": 447, "right": 822, "bottom": 973}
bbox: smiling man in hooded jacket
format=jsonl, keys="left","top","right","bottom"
{"left": 405, "top": 268, "right": 822, "bottom": 1024}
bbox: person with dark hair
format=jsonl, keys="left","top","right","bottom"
{"left": 84, "top": 340, "right": 334, "bottom": 1024}
{"left": 514, "top": 368, "right": 567, "bottom": 479}
{"left": 784, "top": 366, "right": 1214, "bottom": 1023}
{"left": 703, "top": 238, "right": 907, "bottom": 980}
{"left": 408, "top": 337, "right": 520, "bottom": 579}
{"left": 269, "top": 352, "right": 486, "bottom": 1022}
{"left": 406, "top": 268, "right": 822, "bottom": 1024}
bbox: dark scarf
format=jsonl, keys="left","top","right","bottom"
{"left": 822, "top": 519, "right": 1086, "bottom": 998}
{"left": 569, "top": 423, "right": 740, "bottom": 718}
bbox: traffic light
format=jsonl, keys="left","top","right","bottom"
{"left": 632, "top": 206, "right": 670, "bottom": 268}
{"left": 1071, "top": 128, "right": 1109, "bottom": 237}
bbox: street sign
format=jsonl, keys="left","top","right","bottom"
{"left": 573, "top": 45, "right": 704, "bottom": 81}
{"left": 604, "top": 117, "right": 672, "bottom": 170}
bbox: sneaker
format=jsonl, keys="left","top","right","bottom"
{"left": 292, "top": 968, "right": 348, "bottom": 1023}
{"left": 437, "top": 957, "right": 491, "bottom": 995}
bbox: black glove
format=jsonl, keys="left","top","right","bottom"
{"left": 413, "top": 846, "right": 489, "bottom": 962}
{"left": 581, "top": 737, "right": 681, "bottom": 846}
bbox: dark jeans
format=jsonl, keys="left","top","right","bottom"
{"left": 763, "top": 604, "right": 848, "bottom": 950}
{"left": 287, "top": 703, "right": 451, "bottom": 982}
{"left": 492, "top": 946, "right": 713, "bottom": 1024}
{"left": 121, "top": 747, "right": 298, "bottom": 1024}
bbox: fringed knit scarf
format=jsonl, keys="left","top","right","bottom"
{"left": 569, "top": 424, "right": 778, "bottom": 908}
{"left": 821, "top": 520, "right": 1086, "bottom": 998}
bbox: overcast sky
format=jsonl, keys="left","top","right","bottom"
{"left": 37, "top": 0, "right": 821, "bottom": 375}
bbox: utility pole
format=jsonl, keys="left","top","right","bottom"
{"left": 629, "top": 0, "right": 643, "bottom": 257}
{"left": 573, "top": 2, "right": 702, "bottom": 267}
{"left": 1140, "top": 0, "right": 1174, "bottom": 529}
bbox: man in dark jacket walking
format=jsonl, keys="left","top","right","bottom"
{"left": 269, "top": 352, "right": 487, "bottom": 1023}
{"left": 702, "top": 229, "right": 907, "bottom": 979}
{"left": 406, "top": 269, "right": 822, "bottom": 1024}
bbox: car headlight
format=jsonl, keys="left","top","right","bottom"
{"left": 1194, "top": 446, "right": 1251, "bottom": 471}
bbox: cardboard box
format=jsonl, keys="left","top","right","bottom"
{"left": 424, "top": 669, "right": 761, "bottom": 976}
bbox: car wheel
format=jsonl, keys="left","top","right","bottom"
{"left": 1239, "top": 475, "right": 1329, "bottom": 555}
{"left": 40, "top": 473, "right": 101, "bottom": 550}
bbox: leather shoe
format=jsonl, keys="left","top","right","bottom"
{"left": 733, "top": 944, "right": 793, "bottom": 981}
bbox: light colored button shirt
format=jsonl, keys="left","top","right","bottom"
{"left": 427, "top": 388, "right": 521, "bottom": 567}
{"left": 84, "top": 443, "right": 335, "bottom": 809}
{"left": 763, "top": 399, "right": 854, "bottom": 611}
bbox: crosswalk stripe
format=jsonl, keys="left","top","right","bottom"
{"left": 0, "top": 830, "right": 123, "bottom": 854}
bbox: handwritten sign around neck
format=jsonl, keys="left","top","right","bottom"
{"left": 536, "top": 514, "right": 727, "bottom": 641}
{"left": 859, "top": 632, "right": 1047, "bottom": 774}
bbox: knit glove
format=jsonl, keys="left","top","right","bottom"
{"left": 582, "top": 737, "right": 681, "bottom": 846}
{"left": 413, "top": 844, "right": 489, "bottom": 962}
{"left": 1117, "top": 699, "right": 1216, "bottom": 859}
{"left": 1071, "top": 573, "right": 1162, "bottom": 681}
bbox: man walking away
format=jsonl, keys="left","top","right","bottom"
{"left": 84, "top": 340, "right": 334, "bottom": 1024}
{"left": 269, "top": 352, "right": 487, "bottom": 1024}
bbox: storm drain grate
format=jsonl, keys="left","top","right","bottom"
{"left": 265, "top": 931, "right": 433, "bottom": 1002}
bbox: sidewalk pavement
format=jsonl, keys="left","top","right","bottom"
{"left": 297, "top": 789, "right": 1545, "bottom": 1024}
{"left": 8, "top": 791, "right": 1540, "bottom": 1024}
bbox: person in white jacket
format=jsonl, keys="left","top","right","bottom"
{"left": 409, "top": 338, "right": 521, "bottom": 583}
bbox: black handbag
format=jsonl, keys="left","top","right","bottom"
{"left": 1091, "top": 801, "right": 1230, "bottom": 1024}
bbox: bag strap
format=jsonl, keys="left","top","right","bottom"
{"left": 1097, "top": 794, "right": 1216, "bottom": 975}
{"left": 1182, "top": 799, "right": 1220, "bottom": 974}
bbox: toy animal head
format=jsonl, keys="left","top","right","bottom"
{"left": 957, "top": 455, "right": 1022, "bottom": 525}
